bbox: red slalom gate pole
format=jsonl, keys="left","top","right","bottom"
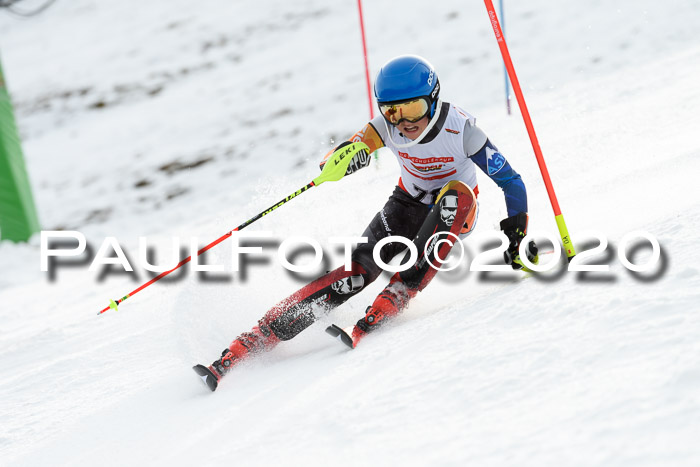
{"left": 357, "top": 0, "right": 374, "bottom": 119}
{"left": 483, "top": 0, "right": 575, "bottom": 259}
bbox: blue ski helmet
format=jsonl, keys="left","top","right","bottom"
{"left": 374, "top": 55, "right": 440, "bottom": 119}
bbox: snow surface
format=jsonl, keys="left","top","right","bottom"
{"left": 1, "top": 0, "right": 700, "bottom": 465}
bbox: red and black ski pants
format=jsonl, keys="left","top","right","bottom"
{"left": 246, "top": 181, "right": 476, "bottom": 344}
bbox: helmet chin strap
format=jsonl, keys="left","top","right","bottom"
{"left": 384, "top": 99, "right": 443, "bottom": 149}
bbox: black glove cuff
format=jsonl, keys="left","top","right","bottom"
{"left": 500, "top": 212, "right": 529, "bottom": 238}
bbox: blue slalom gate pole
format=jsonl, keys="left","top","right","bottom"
{"left": 499, "top": 0, "right": 512, "bottom": 115}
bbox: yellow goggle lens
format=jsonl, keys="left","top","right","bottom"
{"left": 379, "top": 99, "right": 429, "bottom": 125}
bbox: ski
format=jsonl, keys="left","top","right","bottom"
{"left": 192, "top": 364, "right": 220, "bottom": 392}
{"left": 325, "top": 324, "right": 356, "bottom": 349}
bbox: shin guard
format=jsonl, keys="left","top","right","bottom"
{"left": 355, "top": 181, "right": 477, "bottom": 338}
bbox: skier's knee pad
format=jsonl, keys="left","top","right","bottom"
{"left": 458, "top": 199, "right": 479, "bottom": 240}
{"left": 399, "top": 181, "right": 477, "bottom": 290}
{"left": 434, "top": 180, "right": 478, "bottom": 232}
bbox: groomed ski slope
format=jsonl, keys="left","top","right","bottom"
{"left": 1, "top": 1, "right": 700, "bottom": 465}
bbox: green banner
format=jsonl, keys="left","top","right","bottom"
{"left": 0, "top": 57, "right": 40, "bottom": 242}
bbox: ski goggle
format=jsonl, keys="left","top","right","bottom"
{"left": 379, "top": 98, "right": 430, "bottom": 125}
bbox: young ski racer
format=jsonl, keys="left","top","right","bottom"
{"left": 194, "top": 55, "right": 538, "bottom": 391}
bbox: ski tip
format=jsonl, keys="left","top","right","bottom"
{"left": 325, "top": 324, "right": 342, "bottom": 337}
{"left": 325, "top": 324, "right": 355, "bottom": 349}
{"left": 192, "top": 364, "right": 219, "bottom": 392}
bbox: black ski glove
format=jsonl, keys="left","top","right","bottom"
{"left": 319, "top": 141, "right": 371, "bottom": 176}
{"left": 500, "top": 212, "right": 538, "bottom": 270}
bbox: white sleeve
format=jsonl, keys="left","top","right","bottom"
{"left": 370, "top": 115, "right": 389, "bottom": 146}
{"left": 463, "top": 118, "right": 488, "bottom": 157}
